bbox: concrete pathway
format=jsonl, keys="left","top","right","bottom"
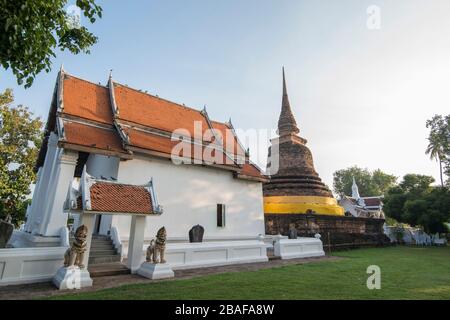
{"left": 0, "top": 255, "right": 340, "bottom": 300}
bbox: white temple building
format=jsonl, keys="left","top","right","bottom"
{"left": 338, "top": 178, "right": 385, "bottom": 219}
{"left": 17, "top": 67, "right": 269, "bottom": 245}
{"left": 1, "top": 68, "right": 325, "bottom": 287}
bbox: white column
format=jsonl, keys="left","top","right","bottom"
{"left": 39, "top": 149, "right": 78, "bottom": 236}
{"left": 24, "top": 167, "right": 41, "bottom": 232}
{"left": 127, "top": 215, "right": 146, "bottom": 273}
{"left": 79, "top": 213, "right": 95, "bottom": 268}
{"left": 27, "top": 133, "right": 60, "bottom": 234}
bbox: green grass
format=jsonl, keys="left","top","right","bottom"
{"left": 50, "top": 246, "right": 450, "bottom": 300}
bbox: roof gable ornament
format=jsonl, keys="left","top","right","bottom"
{"left": 144, "top": 178, "right": 163, "bottom": 214}
{"left": 56, "top": 116, "right": 66, "bottom": 140}
{"left": 107, "top": 70, "right": 119, "bottom": 117}
{"left": 107, "top": 70, "right": 132, "bottom": 148}
{"left": 201, "top": 105, "right": 222, "bottom": 145}
{"left": 80, "top": 165, "right": 94, "bottom": 210}
{"left": 56, "top": 64, "right": 65, "bottom": 113}
{"left": 224, "top": 117, "right": 247, "bottom": 163}
{"left": 63, "top": 180, "right": 80, "bottom": 211}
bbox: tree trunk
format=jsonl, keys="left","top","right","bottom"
{"left": 439, "top": 157, "right": 444, "bottom": 187}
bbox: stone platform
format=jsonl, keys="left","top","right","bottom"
{"left": 265, "top": 214, "right": 390, "bottom": 250}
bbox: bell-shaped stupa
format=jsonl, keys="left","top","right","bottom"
{"left": 263, "top": 68, "right": 344, "bottom": 216}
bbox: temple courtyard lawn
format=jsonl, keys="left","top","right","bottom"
{"left": 50, "top": 246, "right": 450, "bottom": 300}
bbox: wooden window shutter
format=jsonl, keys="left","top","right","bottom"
{"left": 217, "top": 204, "right": 225, "bottom": 227}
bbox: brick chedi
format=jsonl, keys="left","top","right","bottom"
{"left": 263, "top": 69, "right": 344, "bottom": 216}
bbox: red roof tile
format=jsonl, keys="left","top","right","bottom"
{"left": 43, "top": 72, "right": 265, "bottom": 179}
{"left": 126, "top": 128, "right": 237, "bottom": 167}
{"left": 240, "top": 162, "right": 266, "bottom": 179}
{"left": 63, "top": 75, "right": 113, "bottom": 125}
{"left": 363, "top": 198, "right": 382, "bottom": 207}
{"left": 114, "top": 84, "right": 210, "bottom": 139}
{"left": 90, "top": 182, "right": 154, "bottom": 214}
{"left": 211, "top": 121, "right": 246, "bottom": 158}
{"left": 63, "top": 121, "right": 126, "bottom": 154}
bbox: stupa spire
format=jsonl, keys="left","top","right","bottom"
{"left": 277, "top": 67, "right": 299, "bottom": 136}
{"left": 352, "top": 177, "right": 360, "bottom": 199}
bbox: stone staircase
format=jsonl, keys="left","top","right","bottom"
{"left": 68, "top": 234, "right": 128, "bottom": 277}
{"left": 88, "top": 262, "right": 130, "bottom": 277}
{"left": 88, "top": 234, "right": 121, "bottom": 265}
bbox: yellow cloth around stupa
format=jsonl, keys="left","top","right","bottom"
{"left": 263, "top": 195, "right": 344, "bottom": 216}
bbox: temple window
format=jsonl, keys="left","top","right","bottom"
{"left": 217, "top": 204, "right": 226, "bottom": 227}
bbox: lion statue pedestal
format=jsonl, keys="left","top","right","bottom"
{"left": 53, "top": 266, "right": 93, "bottom": 290}
{"left": 137, "top": 226, "right": 174, "bottom": 280}
{"left": 137, "top": 262, "right": 174, "bottom": 280}
{"left": 53, "top": 225, "right": 93, "bottom": 290}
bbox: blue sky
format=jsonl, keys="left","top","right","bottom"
{"left": 2, "top": 0, "right": 450, "bottom": 190}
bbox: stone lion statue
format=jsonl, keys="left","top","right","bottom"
{"left": 146, "top": 226, "right": 167, "bottom": 264}
{"left": 64, "top": 225, "right": 88, "bottom": 269}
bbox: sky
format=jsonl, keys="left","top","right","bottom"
{"left": 2, "top": 0, "right": 450, "bottom": 190}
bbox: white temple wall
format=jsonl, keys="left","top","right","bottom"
{"left": 86, "top": 154, "right": 120, "bottom": 180}
{"left": 0, "top": 247, "right": 66, "bottom": 286}
{"left": 113, "top": 155, "right": 265, "bottom": 241}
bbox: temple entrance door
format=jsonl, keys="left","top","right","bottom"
{"left": 93, "top": 214, "right": 102, "bottom": 235}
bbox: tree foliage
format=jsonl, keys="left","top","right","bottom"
{"left": 426, "top": 114, "right": 450, "bottom": 187}
{"left": 0, "top": 89, "right": 43, "bottom": 226}
{"left": 333, "top": 166, "right": 397, "bottom": 197}
{"left": 398, "top": 174, "right": 434, "bottom": 195}
{"left": 384, "top": 174, "right": 449, "bottom": 234}
{"left": 0, "top": 0, "right": 102, "bottom": 88}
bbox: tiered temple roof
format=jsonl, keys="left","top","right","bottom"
{"left": 36, "top": 67, "right": 267, "bottom": 182}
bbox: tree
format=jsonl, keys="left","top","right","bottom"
{"left": 333, "top": 166, "right": 397, "bottom": 197}
{"left": 426, "top": 114, "right": 450, "bottom": 187}
{"left": 399, "top": 174, "right": 434, "bottom": 196}
{"left": 0, "top": 89, "right": 43, "bottom": 226}
{"left": 0, "top": 0, "right": 102, "bottom": 88}
{"left": 384, "top": 174, "right": 449, "bottom": 234}
{"left": 383, "top": 186, "right": 407, "bottom": 222}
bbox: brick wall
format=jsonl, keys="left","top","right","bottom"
{"left": 265, "top": 214, "right": 391, "bottom": 250}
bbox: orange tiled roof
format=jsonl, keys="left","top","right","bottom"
{"left": 63, "top": 75, "right": 114, "bottom": 125}
{"left": 240, "top": 162, "right": 267, "bottom": 180}
{"left": 37, "top": 70, "right": 266, "bottom": 180}
{"left": 126, "top": 128, "right": 237, "bottom": 166}
{"left": 90, "top": 182, "right": 154, "bottom": 214}
{"left": 211, "top": 121, "right": 246, "bottom": 158}
{"left": 114, "top": 83, "right": 210, "bottom": 139}
{"left": 63, "top": 120, "right": 126, "bottom": 154}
